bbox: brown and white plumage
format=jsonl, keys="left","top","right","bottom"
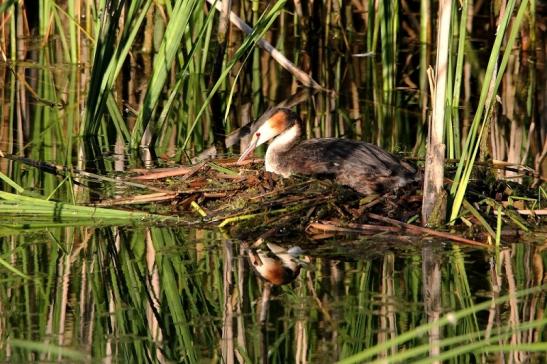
{"left": 238, "top": 108, "right": 420, "bottom": 195}
{"left": 247, "top": 243, "right": 303, "bottom": 285}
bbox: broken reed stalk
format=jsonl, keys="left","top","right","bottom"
{"left": 308, "top": 222, "right": 401, "bottom": 234}
{"left": 421, "top": 0, "right": 451, "bottom": 226}
{"left": 95, "top": 192, "right": 180, "bottom": 206}
{"left": 206, "top": 0, "right": 322, "bottom": 89}
{"left": 308, "top": 218, "right": 490, "bottom": 249}
{"left": 131, "top": 166, "right": 195, "bottom": 180}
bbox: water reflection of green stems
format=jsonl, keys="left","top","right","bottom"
{"left": 338, "top": 285, "right": 546, "bottom": 364}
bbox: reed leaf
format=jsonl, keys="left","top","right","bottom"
{"left": 416, "top": 317, "right": 547, "bottom": 363}
{"left": 182, "top": 0, "right": 287, "bottom": 149}
{"left": 337, "top": 285, "right": 545, "bottom": 364}
{"left": 7, "top": 338, "right": 89, "bottom": 362}
{"left": 450, "top": 0, "right": 469, "bottom": 159}
{"left": 0, "top": 257, "right": 30, "bottom": 279}
{"left": 0, "top": 191, "right": 178, "bottom": 223}
{"left": 462, "top": 199, "right": 496, "bottom": 238}
{"left": 0, "top": 0, "right": 17, "bottom": 13}
{"left": 131, "top": 0, "right": 202, "bottom": 147}
{"left": 83, "top": 0, "right": 152, "bottom": 136}
{"left": 142, "top": 0, "right": 218, "bottom": 149}
{"left": 0, "top": 171, "right": 24, "bottom": 193}
{"left": 368, "top": 317, "right": 547, "bottom": 364}
{"left": 479, "top": 343, "right": 547, "bottom": 353}
{"left": 449, "top": 0, "right": 529, "bottom": 222}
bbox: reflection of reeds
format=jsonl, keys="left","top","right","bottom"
{"left": 2, "top": 225, "right": 545, "bottom": 362}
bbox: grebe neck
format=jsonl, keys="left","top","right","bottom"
{"left": 267, "top": 123, "right": 302, "bottom": 155}
{"left": 264, "top": 123, "right": 302, "bottom": 177}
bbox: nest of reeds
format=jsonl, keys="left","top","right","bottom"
{"left": 2, "top": 151, "right": 543, "bottom": 248}
{"left": 96, "top": 158, "right": 509, "bottom": 249}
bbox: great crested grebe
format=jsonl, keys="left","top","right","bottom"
{"left": 237, "top": 108, "right": 420, "bottom": 195}
{"left": 247, "top": 243, "right": 304, "bottom": 285}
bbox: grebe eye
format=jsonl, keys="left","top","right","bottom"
{"left": 256, "top": 132, "right": 261, "bottom": 137}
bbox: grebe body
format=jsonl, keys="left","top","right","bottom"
{"left": 238, "top": 108, "right": 420, "bottom": 195}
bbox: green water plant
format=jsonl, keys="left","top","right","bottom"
{"left": 83, "top": 0, "right": 151, "bottom": 137}
{"left": 0, "top": 191, "right": 180, "bottom": 225}
{"left": 449, "top": 0, "right": 531, "bottom": 222}
{"left": 131, "top": 0, "right": 204, "bottom": 147}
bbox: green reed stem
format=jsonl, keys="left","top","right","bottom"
{"left": 182, "top": 0, "right": 286, "bottom": 149}
{"left": 130, "top": 0, "right": 201, "bottom": 147}
{"left": 449, "top": 0, "right": 529, "bottom": 222}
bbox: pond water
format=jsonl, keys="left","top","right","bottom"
{"left": 1, "top": 8, "right": 546, "bottom": 362}
{"left": 3, "top": 225, "right": 545, "bottom": 363}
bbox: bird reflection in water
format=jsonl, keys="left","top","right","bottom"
{"left": 245, "top": 240, "right": 306, "bottom": 285}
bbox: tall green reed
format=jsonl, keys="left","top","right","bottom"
{"left": 83, "top": 0, "right": 152, "bottom": 137}
{"left": 448, "top": 0, "right": 469, "bottom": 160}
{"left": 181, "top": 1, "right": 287, "bottom": 149}
{"left": 132, "top": 0, "right": 203, "bottom": 148}
{"left": 449, "top": 0, "right": 531, "bottom": 222}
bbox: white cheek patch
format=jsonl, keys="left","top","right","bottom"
{"left": 270, "top": 125, "right": 299, "bottom": 147}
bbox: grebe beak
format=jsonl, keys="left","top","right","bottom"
{"left": 237, "top": 134, "right": 259, "bottom": 164}
{"left": 236, "top": 119, "right": 282, "bottom": 164}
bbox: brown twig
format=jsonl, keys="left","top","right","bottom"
{"left": 367, "top": 213, "right": 491, "bottom": 249}
{"left": 309, "top": 217, "right": 491, "bottom": 249}
{"left": 131, "top": 166, "right": 195, "bottom": 180}
{"left": 95, "top": 192, "right": 179, "bottom": 206}
{"left": 307, "top": 221, "right": 401, "bottom": 234}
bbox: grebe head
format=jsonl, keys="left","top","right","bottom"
{"left": 237, "top": 108, "right": 300, "bottom": 163}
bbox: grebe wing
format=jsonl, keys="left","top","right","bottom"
{"left": 288, "top": 139, "right": 416, "bottom": 176}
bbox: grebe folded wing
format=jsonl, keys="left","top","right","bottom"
{"left": 284, "top": 138, "right": 414, "bottom": 175}
{"left": 282, "top": 138, "right": 418, "bottom": 194}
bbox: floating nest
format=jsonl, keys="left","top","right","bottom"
{"left": 3, "top": 152, "right": 543, "bottom": 249}
{"left": 93, "top": 157, "right": 547, "bottom": 250}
